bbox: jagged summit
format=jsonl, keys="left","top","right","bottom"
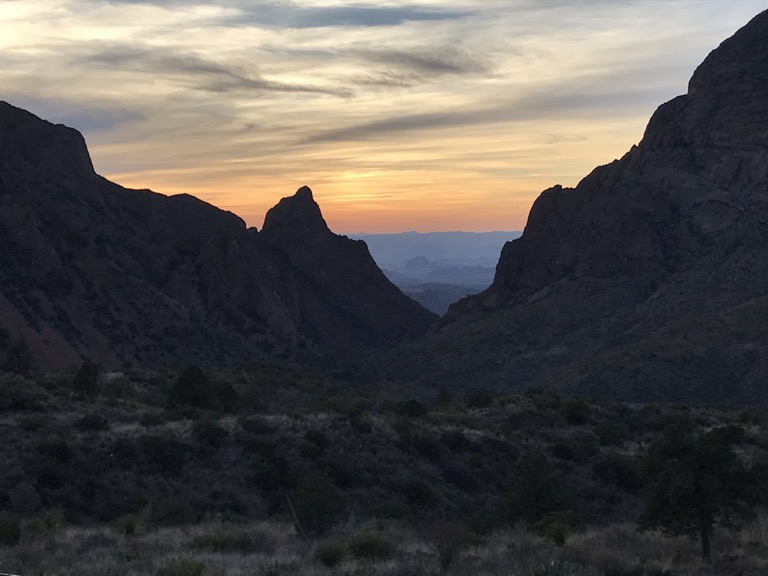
{"left": 402, "top": 9, "right": 768, "bottom": 403}
{"left": 261, "top": 185, "right": 329, "bottom": 239}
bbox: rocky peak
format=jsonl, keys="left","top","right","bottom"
{"left": 0, "top": 101, "right": 95, "bottom": 192}
{"left": 261, "top": 185, "right": 330, "bottom": 240}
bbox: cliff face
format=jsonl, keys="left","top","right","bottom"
{"left": 0, "top": 103, "right": 435, "bottom": 369}
{"left": 421, "top": 10, "right": 768, "bottom": 403}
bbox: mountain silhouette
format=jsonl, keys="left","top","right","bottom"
{"left": 0, "top": 103, "right": 436, "bottom": 369}
{"left": 397, "top": 10, "right": 768, "bottom": 403}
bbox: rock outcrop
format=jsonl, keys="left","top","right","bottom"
{"left": 0, "top": 103, "right": 436, "bottom": 369}
{"left": 410, "top": 10, "right": 768, "bottom": 403}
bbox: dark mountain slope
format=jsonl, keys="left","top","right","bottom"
{"left": 0, "top": 103, "right": 435, "bottom": 369}
{"left": 400, "top": 10, "right": 768, "bottom": 403}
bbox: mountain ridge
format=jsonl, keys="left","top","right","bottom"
{"left": 0, "top": 102, "right": 436, "bottom": 369}
{"left": 390, "top": 9, "right": 768, "bottom": 403}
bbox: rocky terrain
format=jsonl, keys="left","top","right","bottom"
{"left": 396, "top": 9, "right": 768, "bottom": 403}
{"left": 0, "top": 104, "right": 435, "bottom": 370}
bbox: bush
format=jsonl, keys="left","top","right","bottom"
{"left": 115, "top": 513, "right": 141, "bottom": 536}
{"left": 156, "top": 558, "right": 205, "bottom": 576}
{"left": 426, "top": 519, "right": 470, "bottom": 572}
{"left": 190, "top": 530, "right": 267, "bottom": 554}
{"left": 394, "top": 399, "right": 428, "bottom": 418}
{"left": 74, "top": 413, "right": 109, "bottom": 431}
{"left": 192, "top": 420, "right": 228, "bottom": 449}
{"left": 289, "top": 473, "right": 346, "bottom": 537}
{"left": 0, "top": 511, "right": 21, "bottom": 546}
{"left": 465, "top": 388, "right": 494, "bottom": 409}
{"left": 532, "top": 560, "right": 584, "bottom": 576}
{"left": 313, "top": 540, "right": 347, "bottom": 567}
{"left": 559, "top": 399, "right": 591, "bottom": 425}
{"left": 72, "top": 360, "right": 100, "bottom": 397}
{"left": 347, "top": 531, "right": 393, "bottom": 561}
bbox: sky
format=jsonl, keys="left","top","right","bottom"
{"left": 1, "top": 1, "right": 766, "bottom": 233}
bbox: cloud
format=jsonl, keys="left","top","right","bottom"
{"left": 77, "top": 43, "right": 352, "bottom": 97}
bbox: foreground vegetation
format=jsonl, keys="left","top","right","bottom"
{"left": 1, "top": 359, "right": 767, "bottom": 574}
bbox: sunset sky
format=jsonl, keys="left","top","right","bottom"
{"left": 1, "top": 1, "right": 765, "bottom": 232}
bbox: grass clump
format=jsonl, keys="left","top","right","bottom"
{"left": 190, "top": 529, "right": 267, "bottom": 554}
{"left": 347, "top": 530, "right": 393, "bottom": 561}
{"left": 314, "top": 540, "right": 348, "bottom": 567}
{"left": 156, "top": 557, "right": 206, "bottom": 576}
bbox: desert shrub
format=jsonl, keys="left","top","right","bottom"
{"left": 140, "top": 434, "right": 187, "bottom": 475}
{"left": 559, "top": 399, "right": 592, "bottom": 425}
{"left": 156, "top": 558, "right": 205, "bottom": 576}
{"left": 593, "top": 420, "right": 631, "bottom": 446}
{"left": 74, "top": 413, "right": 109, "bottom": 431}
{"left": 504, "top": 453, "right": 571, "bottom": 525}
{"left": 304, "top": 429, "right": 328, "bottom": 449}
{"left": 394, "top": 399, "right": 428, "bottom": 418}
{"left": 151, "top": 496, "right": 201, "bottom": 526}
{"left": 534, "top": 511, "right": 573, "bottom": 546}
{"left": 239, "top": 414, "right": 273, "bottom": 434}
{"left": 347, "top": 531, "right": 393, "bottom": 561}
{"left": 0, "top": 374, "right": 47, "bottom": 412}
{"left": 441, "top": 430, "right": 472, "bottom": 452}
{"left": 368, "top": 500, "right": 410, "bottom": 520}
{"left": 314, "top": 540, "right": 347, "bottom": 567}
{"left": 441, "top": 460, "right": 478, "bottom": 492}
{"left": 532, "top": 560, "right": 584, "bottom": 576}
{"left": 22, "top": 508, "right": 64, "bottom": 539}
{"left": 115, "top": 513, "right": 141, "bottom": 536}
{"left": 8, "top": 481, "right": 40, "bottom": 516}
{"left": 592, "top": 453, "right": 642, "bottom": 493}
{"left": 465, "top": 388, "right": 494, "bottom": 409}
{"left": 72, "top": 360, "right": 100, "bottom": 397}
{"left": 426, "top": 519, "right": 471, "bottom": 572}
{"left": 36, "top": 437, "right": 74, "bottom": 463}
{"left": 401, "top": 477, "right": 436, "bottom": 508}
{"left": 192, "top": 420, "right": 228, "bottom": 449}
{"left": 0, "top": 510, "right": 21, "bottom": 546}
{"left": 167, "top": 365, "right": 216, "bottom": 410}
{"left": 289, "top": 473, "right": 346, "bottom": 537}
{"left": 140, "top": 411, "right": 165, "bottom": 427}
{"left": 299, "top": 441, "right": 323, "bottom": 459}
{"left": 190, "top": 530, "right": 267, "bottom": 554}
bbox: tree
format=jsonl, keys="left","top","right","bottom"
{"left": 638, "top": 418, "right": 756, "bottom": 562}
{"left": 72, "top": 360, "right": 100, "bottom": 397}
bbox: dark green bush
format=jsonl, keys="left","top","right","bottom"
{"left": 0, "top": 510, "right": 21, "bottom": 546}
{"left": 465, "top": 388, "right": 494, "bottom": 409}
{"left": 303, "top": 429, "right": 328, "bottom": 449}
{"left": 289, "top": 473, "right": 346, "bottom": 537}
{"left": 559, "top": 399, "right": 592, "bottom": 425}
{"left": 394, "top": 399, "right": 428, "bottom": 418}
{"left": 74, "top": 413, "right": 109, "bottom": 432}
{"left": 313, "top": 540, "right": 347, "bottom": 567}
{"left": 192, "top": 420, "right": 228, "bottom": 449}
{"left": 347, "top": 531, "right": 393, "bottom": 560}
{"left": 72, "top": 360, "right": 100, "bottom": 397}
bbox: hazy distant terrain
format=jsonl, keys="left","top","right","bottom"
{"left": 353, "top": 232, "right": 521, "bottom": 314}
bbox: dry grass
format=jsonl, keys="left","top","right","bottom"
{"left": 2, "top": 516, "right": 767, "bottom": 576}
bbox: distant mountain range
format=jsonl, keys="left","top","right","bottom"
{"left": 352, "top": 232, "right": 520, "bottom": 314}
